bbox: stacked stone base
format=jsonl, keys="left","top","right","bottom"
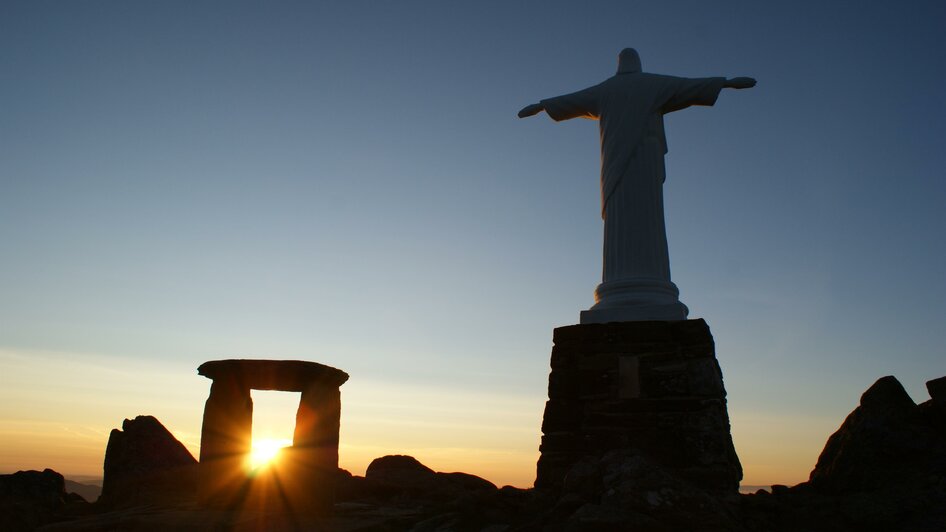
{"left": 536, "top": 319, "right": 742, "bottom": 493}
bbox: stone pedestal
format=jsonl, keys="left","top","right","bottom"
{"left": 536, "top": 319, "right": 742, "bottom": 493}
{"left": 196, "top": 359, "right": 349, "bottom": 515}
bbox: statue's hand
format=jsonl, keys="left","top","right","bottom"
{"left": 518, "top": 103, "right": 544, "bottom": 118}
{"left": 725, "top": 77, "right": 756, "bottom": 89}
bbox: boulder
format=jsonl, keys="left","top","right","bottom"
{"left": 549, "top": 450, "right": 741, "bottom": 531}
{"left": 742, "top": 375, "right": 946, "bottom": 531}
{"left": 100, "top": 415, "right": 198, "bottom": 507}
{"left": 808, "top": 375, "right": 944, "bottom": 492}
{"left": 0, "top": 469, "right": 70, "bottom": 532}
{"left": 361, "top": 454, "right": 496, "bottom": 502}
{"left": 364, "top": 455, "right": 438, "bottom": 491}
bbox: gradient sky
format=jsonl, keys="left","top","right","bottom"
{"left": 1, "top": 1, "right": 944, "bottom": 488}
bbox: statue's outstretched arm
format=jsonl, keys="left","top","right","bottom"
{"left": 724, "top": 77, "right": 756, "bottom": 89}
{"left": 518, "top": 103, "right": 545, "bottom": 118}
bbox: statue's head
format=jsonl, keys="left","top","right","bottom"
{"left": 617, "top": 48, "right": 641, "bottom": 74}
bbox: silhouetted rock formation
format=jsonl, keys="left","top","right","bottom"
{"left": 100, "top": 415, "right": 198, "bottom": 508}
{"left": 928, "top": 375, "right": 946, "bottom": 406}
{"left": 546, "top": 449, "right": 741, "bottom": 530}
{"left": 8, "top": 375, "right": 944, "bottom": 531}
{"left": 335, "top": 455, "right": 524, "bottom": 531}
{"left": 354, "top": 454, "right": 497, "bottom": 502}
{"left": 741, "top": 375, "right": 946, "bottom": 531}
{"left": 0, "top": 469, "right": 78, "bottom": 532}
{"left": 810, "top": 375, "right": 943, "bottom": 492}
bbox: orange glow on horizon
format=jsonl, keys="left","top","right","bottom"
{"left": 247, "top": 438, "right": 292, "bottom": 471}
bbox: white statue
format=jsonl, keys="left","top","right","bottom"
{"left": 519, "top": 48, "right": 755, "bottom": 323}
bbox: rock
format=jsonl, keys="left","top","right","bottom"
{"left": 858, "top": 375, "right": 916, "bottom": 415}
{"left": 333, "top": 455, "right": 513, "bottom": 529}
{"left": 365, "top": 455, "right": 437, "bottom": 488}
{"left": 561, "top": 455, "right": 602, "bottom": 502}
{"left": 808, "top": 375, "right": 939, "bottom": 492}
{"left": 928, "top": 376, "right": 946, "bottom": 406}
{"left": 0, "top": 469, "right": 70, "bottom": 532}
{"left": 548, "top": 450, "right": 741, "bottom": 531}
{"left": 100, "top": 415, "right": 198, "bottom": 507}
{"left": 437, "top": 472, "right": 496, "bottom": 493}
{"left": 743, "top": 375, "right": 946, "bottom": 531}
{"left": 362, "top": 454, "right": 497, "bottom": 500}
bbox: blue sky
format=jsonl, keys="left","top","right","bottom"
{"left": 1, "top": 1, "right": 944, "bottom": 487}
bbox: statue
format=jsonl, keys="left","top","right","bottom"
{"left": 519, "top": 48, "right": 755, "bottom": 323}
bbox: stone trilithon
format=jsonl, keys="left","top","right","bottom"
{"left": 196, "top": 359, "right": 348, "bottom": 515}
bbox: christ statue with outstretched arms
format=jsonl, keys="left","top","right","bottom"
{"left": 519, "top": 48, "right": 755, "bottom": 323}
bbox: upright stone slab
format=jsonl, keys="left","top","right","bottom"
{"left": 536, "top": 319, "right": 742, "bottom": 493}
{"left": 198, "top": 375, "right": 254, "bottom": 505}
{"left": 197, "top": 359, "right": 349, "bottom": 515}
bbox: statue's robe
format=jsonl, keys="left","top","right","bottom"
{"left": 541, "top": 73, "right": 725, "bottom": 321}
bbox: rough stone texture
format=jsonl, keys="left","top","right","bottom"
{"left": 808, "top": 375, "right": 943, "bottom": 492}
{"left": 197, "top": 359, "right": 348, "bottom": 516}
{"left": 365, "top": 455, "right": 437, "bottom": 488}
{"left": 0, "top": 469, "right": 72, "bottom": 532}
{"left": 197, "top": 359, "right": 349, "bottom": 391}
{"left": 197, "top": 376, "right": 253, "bottom": 507}
{"left": 35, "top": 457, "right": 519, "bottom": 532}
{"left": 358, "top": 455, "right": 498, "bottom": 501}
{"left": 32, "top": 453, "right": 740, "bottom": 531}
{"left": 536, "top": 319, "right": 742, "bottom": 494}
{"left": 25, "top": 374, "right": 946, "bottom": 531}
{"left": 100, "top": 415, "right": 198, "bottom": 508}
{"left": 550, "top": 450, "right": 742, "bottom": 531}
{"left": 741, "top": 374, "right": 946, "bottom": 531}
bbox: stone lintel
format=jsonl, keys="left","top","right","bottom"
{"left": 198, "top": 359, "right": 349, "bottom": 391}
{"left": 196, "top": 359, "right": 348, "bottom": 515}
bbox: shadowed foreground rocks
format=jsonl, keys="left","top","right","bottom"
{"left": 4, "top": 374, "right": 945, "bottom": 531}
{"left": 99, "top": 415, "right": 198, "bottom": 508}
{"left": 0, "top": 470, "right": 86, "bottom": 532}
{"left": 740, "top": 375, "right": 946, "bottom": 531}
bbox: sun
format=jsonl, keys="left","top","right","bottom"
{"left": 247, "top": 438, "right": 292, "bottom": 470}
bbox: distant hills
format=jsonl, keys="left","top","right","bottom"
{"left": 63, "top": 479, "right": 101, "bottom": 503}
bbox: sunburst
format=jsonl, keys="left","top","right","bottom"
{"left": 247, "top": 438, "right": 292, "bottom": 470}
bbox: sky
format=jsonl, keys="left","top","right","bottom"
{"left": 1, "top": 1, "right": 944, "bottom": 489}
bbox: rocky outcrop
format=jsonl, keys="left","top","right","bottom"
{"left": 741, "top": 375, "right": 946, "bottom": 531}
{"left": 330, "top": 455, "right": 526, "bottom": 531}
{"left": 361, "top": 454, "right": 497, "bottom": 498}
{"left": 9, "top": 373, "right": 945, "bottom": 531}
{"left": 0, "top": 469, "right": 81, "bottom": 532}
{"left": 544, "top": 449, "right": 742, "bottom": 531}
{"left": 100, "top": 415, "right": 198, "bottom": 508}
{"left": 809, "top": 375, "right": 944, "bottom": 492}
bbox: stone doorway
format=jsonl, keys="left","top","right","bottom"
{"left": 196, "top": 359, "right": 349, "bottom": 515}
{"left": 247, "top": 390, "right": 300, "bottom": 471}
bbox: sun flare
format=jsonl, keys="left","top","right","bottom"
{"left": 248, "top": 438, "right": 292, "bottom": 470}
